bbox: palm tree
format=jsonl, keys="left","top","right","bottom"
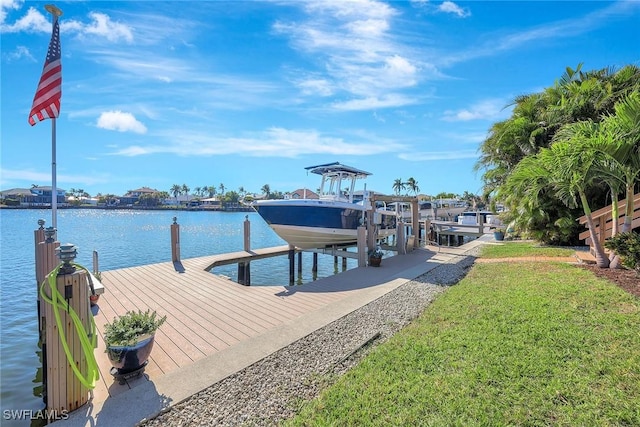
{"left": 218, "top": 183, "right": 225, "bottom": 196}
{"left": 261, "top": 184, "right": 271, "bottom": 198}
{"left": 477, "top": 64, "right": 640, "bottom": 244}
{"left": 406, "top": 177, "right": 419, "bottom": 195}
{"left": 392, "top": 179, "right": 405, "bottom": 196}
{"left": 206, "top": 186, "right": 217, "bottom": 198}
{"left": 600, "top": 92, "right": 640, "bottom": 233}
{"left": 170, "top": 184, "right": 182, "bottom": 205}
{"left": 549, "top": 123, "right": 611, "bottom": 267}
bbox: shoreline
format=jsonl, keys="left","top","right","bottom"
{"left": 0, "top": 205, "right": 254, "bottom": 212}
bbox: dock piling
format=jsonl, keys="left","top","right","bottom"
{"left": 171, "top": 217, "right": 180, "bottom": 262}
{"left": 41, "top": 244, "right": 94, "bottom": 415}
{"left": 238, "top": 216, "right": 251, "bottom": 285}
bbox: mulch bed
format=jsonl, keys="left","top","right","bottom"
{"left": 578, "top": 264, "right": 640, "bottom": 298}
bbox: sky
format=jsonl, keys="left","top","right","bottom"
{"left": 1, "top": 1, "right": 639, "bottom": 198}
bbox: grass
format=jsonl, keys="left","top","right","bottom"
{"left": 480, "top": 241, "right": 576, "bottom": 259}
{"left": 286, "top": 259, "right": 640, "bottom": 426}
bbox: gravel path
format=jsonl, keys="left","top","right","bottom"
{"left": 140, "top": 246, "right": 480, "bottom": 427}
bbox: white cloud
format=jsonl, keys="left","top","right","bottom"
{"left": 296, "top": 77, "right": 335, "bottom": 96}
{"left": 332, "top": 94, "right": 417, "bottom": 111}
{"left": 398, "top": 149, "right": 478, "bottom": 161}
{"left": 1, "top": 6, "right": 133, "bottom": 42}
{"left": 108, "top": 126, "right": 408, "bottom": 158}
{"left": 442, "top": 99, "right": 511, "bottom": 122}
{"left": 438, "top": 1, "right": 471, "bottom": 18}
{"left": 3, "top": 45, "right": 33, "bottom": 61}
{"left": 0, "top": 0, "right": 22, "bottom": 26}
{"left": 82, "top": 12, "right": 133, "bottom": 43}
{"left": 1, "top": 6, "right": 49, "bottom": 33}
{"left": 274, "top": 1, "right": 425, "bottom": 105}
{"left": 441, "top": 1, "right": 638, "bottom": 66}
{"left": 97, "top": 111, "right": 147, "bottom": 134}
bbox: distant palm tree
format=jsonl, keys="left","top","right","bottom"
{"left": 261, "top": 184, "right": 271, "bottom": 198}
{"left": 206, "top": 186, "right": 217, "bottom": 198}
{"left": 392, "top": 179, "right": 405, "bottom": 196}
{"left": 406, "top": 177, "right": 419, "bottom": 195}
{"left": 218, "top": 183, "right": 225, "bottom": 196}
{"left": 170, "top": 184, "right": 182, "bottom": 205}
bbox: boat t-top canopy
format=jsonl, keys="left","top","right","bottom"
{"left": 305, "top": 162, "right": 371, "bottom": 179}
{"left": 305, "top": 162, "right": 372, "bottom": 202}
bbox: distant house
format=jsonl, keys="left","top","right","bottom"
{"left": 286, "top": 189, "right": 319, "bottom": 200}
{"left": 163, "top": 194, "right": 197, "bottom": 206}
{"left": 67, "top": 196, "right": 99, "bottom": 206}
{"left": 0, "top": 186, "right": 65, "bottom": 207}
{"left": 121, "top": 187, "right": 160, "bottom": 205}
{"left": 200, "top": 197, "right": 222, "bottom": 209}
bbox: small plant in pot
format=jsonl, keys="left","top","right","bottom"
{"left": 104, "top": 309, "right": 166, "bottom": 379}
{"left": 368, "top": 247, "right": 384, "bottom": 267}
{"left": 493, "top": 227, "right": 505, "bottom": 241}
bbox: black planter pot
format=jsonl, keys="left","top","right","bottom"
{"left": 369, "top": 256, "right": 382, "bottom": 267}
{"left": 107, "top": 335, "right": 155, "bottom": 374}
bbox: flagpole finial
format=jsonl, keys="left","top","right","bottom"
{"left": 45, "top": 4, "right": 63, "bottom": 17}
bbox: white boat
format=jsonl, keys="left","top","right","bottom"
{"left": 251, "top": 162, "right": 396, "bottom": 249}
{"left": 419, "top": 199, "right": 469, "bottom": 221}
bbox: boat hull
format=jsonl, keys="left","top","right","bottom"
{"left": 253, "top": 200, "right": 367, "bottom": 249}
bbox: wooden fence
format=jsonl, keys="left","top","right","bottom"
{"left": 578, "top": 192, "right": 640, "bottom": 255}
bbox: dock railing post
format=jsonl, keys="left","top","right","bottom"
{"left": 36, "top": 225, "right": 60, "bottom": 335}
{"left": 357, "top": 226, "right": 366, "bottom": 267}
{"left": 396, "top": 220, "right": 406, "bottom": 255}
{"left": 171, "top": 217, "right": 180, "bottom": 262}
{"left": 288, "top": 245, "right": 296, "bottom": 285}
{"left": 92, "top": 250, "right": 99, "bottom": 275}
{"left": 238, "top": 216, "right": 251, "bottom": 285}
{"left": 411, "top": 200, "right": 419, "bottom": 249}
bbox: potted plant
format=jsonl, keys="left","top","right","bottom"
{"left": 368, "top": 247, "right": 384, "bottom": 267}
{"left": 493, "top": 227, "right": 505, "bottom": 241}
{"left": 104, "top": 309, "right": 166, "bottom": 375}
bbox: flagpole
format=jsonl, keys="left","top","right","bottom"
{"left": 51, "top": 117, "right": 57, "bottom": 231}
{"left": 45, "top": 4, "right": 62, "bottom": 233}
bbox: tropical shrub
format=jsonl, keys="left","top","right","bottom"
{"left": 605, "top": 231, "right": 640, "bottom": 274}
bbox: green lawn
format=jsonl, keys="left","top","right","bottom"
{"left": 480, "top": 241, "right": 576, "bottom": 259}
{"left": 287, "top": 261, "right": 640, "bottom": 426}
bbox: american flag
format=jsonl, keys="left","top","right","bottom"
{"left": 28, "top": 17, "right": 62, "bottom": 126}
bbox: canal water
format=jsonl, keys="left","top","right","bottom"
{"left": 0, "top": 209, "right": 359, "bottom": 425}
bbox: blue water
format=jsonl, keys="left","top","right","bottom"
{"left": 0, "top": 209, "right": 358, "bottom": 424}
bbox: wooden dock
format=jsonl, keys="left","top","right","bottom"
{"left": 88, "top": 244, "right": 418, "bottom": 404}
{"left": 90, "top": 245, "right": 328, "bottom": 400}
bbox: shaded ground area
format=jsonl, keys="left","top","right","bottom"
{"left": 579, "top": 264, "right": 640, "bottom": 298}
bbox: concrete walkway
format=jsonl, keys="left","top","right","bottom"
{"left": 55, "top": 237, "right": 488, "bottom": 427}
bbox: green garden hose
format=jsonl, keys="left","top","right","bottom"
{"left": 39, "top": 263, "right": 100, "bottom": 389}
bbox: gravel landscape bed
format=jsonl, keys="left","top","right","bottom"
{"left": 141, "top": 247, "right": 480, "bottom": 427}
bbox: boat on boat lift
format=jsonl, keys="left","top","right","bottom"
{"left": 251, "top": 162, "right": 396, "bottom": 249}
